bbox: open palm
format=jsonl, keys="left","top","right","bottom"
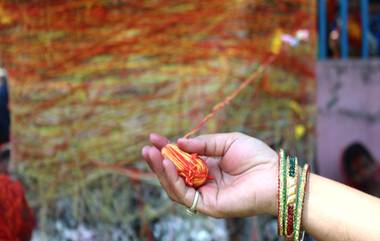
{"left": 142, "top": 132, "right": 278, "bottom": 218}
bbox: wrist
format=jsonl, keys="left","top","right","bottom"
{"left": 247, "top": 149, "right": 279, "bottom": 216}
{"left": 269, "top": 162, "right": 279, "bottom": 216}
{"left": 267, "top": 151, "right": 280, "bottom": 216}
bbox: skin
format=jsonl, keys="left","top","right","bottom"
{"left": 142, "top": 132, "right": 380, "bottom": 241}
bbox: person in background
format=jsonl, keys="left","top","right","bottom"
{"left": 326, "top": 1, "right": 379, "bottom": 57}
{"left": 0, "top": 68, "right": 10, "bottom": 146}
{"left": 342, "top": 142, "right": 380, "bottom": 197}
{"left": 0, "top": 69, "right": 35, "bottom": 241}
{"left": 0, "top": 69, "right": 10, "bottom": 174}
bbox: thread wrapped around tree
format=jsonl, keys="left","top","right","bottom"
{"left": 161, "top": 144, "right": 212, "bottom": 188}
{"left": 0, "top": 0, "right": 316, "bottom": 238}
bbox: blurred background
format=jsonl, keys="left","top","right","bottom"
{"left": 0, "top": 0, "right": 378, "bottom": 241}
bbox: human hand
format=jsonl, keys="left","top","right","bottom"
{"left": 142, "top": 132, "right": 278, "bottom": 218}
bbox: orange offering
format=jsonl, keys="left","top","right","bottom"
{"left": 161, "top": 144, "right": 212, "bottom": 188}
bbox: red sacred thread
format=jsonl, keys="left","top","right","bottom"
{"left": 161, "top": 144, "right": 212, "bottom": 188}
{"left": 161, "top": 55, "right": 277, "bottom": 188}
{"left": 184, "top": 55, "right": 277, "bottom": 138}
{"left": 0, "top": 1, "right": 315, "bottom": 240}
{"left": 91, "top": 160, "right": 156, "bottom": 181}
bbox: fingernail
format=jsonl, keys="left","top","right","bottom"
{"left": 141, "top": 146, "right": 149, "bottom": 157}
{"left": 163, "top": 159, "right": 171, "bottom": 167}
{"left": 177, "top": 138, "right": 187, "bottom": 143}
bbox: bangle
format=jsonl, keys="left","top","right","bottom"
{"left": 293, "top": 163, "right": 310, "bottom": 241}
{"left": 285, "top": 156, "right": 298, "bottom": 239}
{"left": 277, "top": 150, "right": 311, "bottom": 241}
{"left": 278, "top": 149, "right": 287, "bottom": 235}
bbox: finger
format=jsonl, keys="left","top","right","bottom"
{"left": 177, "top": 133, "right": 240, "bottom": 157}
{"left": 149, "top": 133, "right": 170, "bottom": 150}
{"left": 145, "top": 146, "right": 179, "bottom": 202}
{"left": 162, "top": 159, "right": 208, "bottom": 214}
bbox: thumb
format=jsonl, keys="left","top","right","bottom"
{"left": 177, "top": 132, "right": 241, "bottom": 157}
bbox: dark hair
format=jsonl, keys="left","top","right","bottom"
{"left": 0, "top": 148, "right": 10, "bottom": 161}
{"left": 342, "top": 142, "right": 374, "bottom": 177}
{"left": 0, "top": 76, "right": 10, "bottom": 144}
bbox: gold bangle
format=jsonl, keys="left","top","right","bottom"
{"left": 293, "top": 164, "right": 310, "bottom": 241}
{"left": 278, "top": 149, "right": 287, "bottom": 235}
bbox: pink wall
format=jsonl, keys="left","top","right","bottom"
{"left": 317, "top": 60, "right": 380, "bottom": 182}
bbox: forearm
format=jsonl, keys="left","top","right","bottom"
{"left": 303, "top": 174, "right": 380, "bottom": 241}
